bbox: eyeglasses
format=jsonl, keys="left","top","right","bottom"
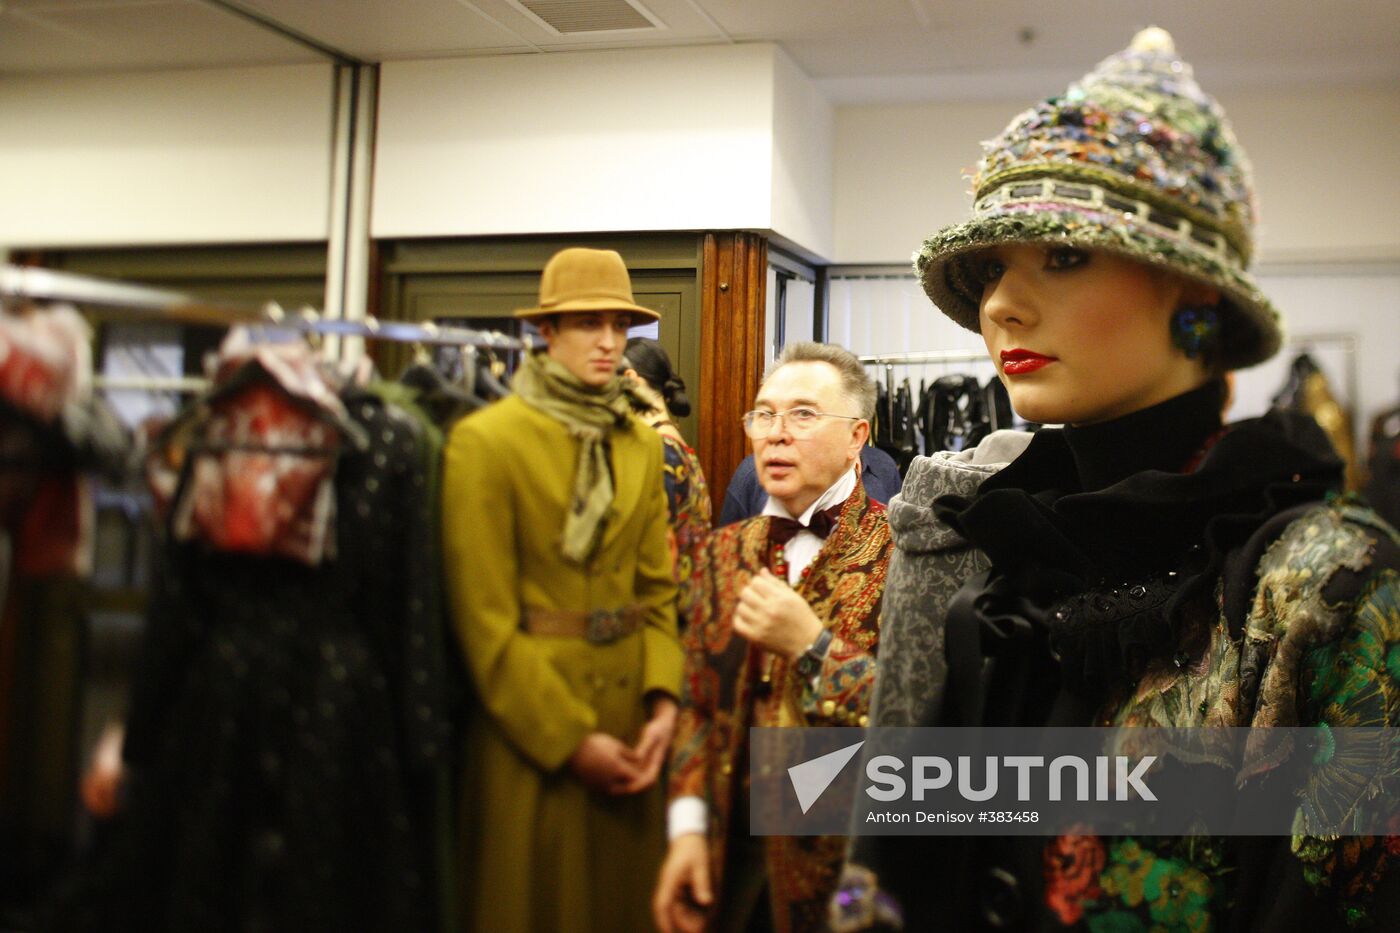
{"left": 740, "top": 407, "right": 864, "bottom": 439}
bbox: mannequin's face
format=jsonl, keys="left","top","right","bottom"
{"left": 538, "top": 311, "right": 632, "bottom": 388}
{"left": 974, "top": 244, "right": 1215, "bottom": 425}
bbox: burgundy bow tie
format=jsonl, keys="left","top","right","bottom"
{"left": 767, "top": 504, "right": 843, "bottom": 548}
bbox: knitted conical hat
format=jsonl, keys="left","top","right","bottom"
{"left": 914, "top": 27, "right": 1282, "bottom": 370}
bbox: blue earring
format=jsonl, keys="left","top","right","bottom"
{"left": 1171, "top": 305, "right": 1220, "bottom": 359}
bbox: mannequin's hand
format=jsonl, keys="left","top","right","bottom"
{"left": 734, "top": 569, "right": 823, "bottom": 659}
{"left": 568, "top": 732, "right": 643, "bottom": 795}
{"left": 624, "top": 696, "right": 678, "bottom": 793}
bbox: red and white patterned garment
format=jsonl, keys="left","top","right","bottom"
{"left": 166, "top": 331, "right": 357, "bottom": 566}
{"left": 0, "top": 305, "right": 94, "bottom": 577}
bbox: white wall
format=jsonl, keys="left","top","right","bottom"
{"left": 832, "top": 85, "right": 1400, "bottom": 265}
{"left": 833, "top": 99, "right": 1018, "bottom": 265}
{"left": 373, "top": 44, "right": 778, "bottom": 239}
{"left": 1225, "top": 88, "right": 1400, "bottom": 263}
{"left": 770, "top": 47, "right": 834, "bottom": 262}
{"left": 0, "top": 64, "right": 335, "bottom": 248}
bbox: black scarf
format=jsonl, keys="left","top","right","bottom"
{"left": 935, "top": 378, "right": 1344, "bottom": 697}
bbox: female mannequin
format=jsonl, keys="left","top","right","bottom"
{"left": 620, "top": 337, "right": 712, "bottom": 620}
{"left": 835, "top": 28, "right": 1400, "bottom": 932}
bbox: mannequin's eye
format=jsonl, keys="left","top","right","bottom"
{"left": 1046, "top": 248, "right": 1088, "bottom": 271}
{"left": 970, "top": 255, "right": 1005, "bottom": 287}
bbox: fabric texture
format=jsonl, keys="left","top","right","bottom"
{"left": 659, "top": 433, "right": 712, "bottom": 626}
{"left": 913, "top": 27, "right": 1281, "bottom": 370}
{"left": 441, "top": 392, "right": 681, "bottom": 933}
{"left": 670, "top": 477, "right": 890, "bottom": 933}
{"left": 832, "top": 383, "right": 1400, "bottom": 932}
{"left": 867, "top": 429, "right": 1033, "bottom": 730}
{"left": 510, "top": 351, "right": 635, "bottom": 566}
{"left": 835, "top": 431, "right": 1030, "bottom": 933}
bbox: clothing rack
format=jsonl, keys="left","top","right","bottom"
{"left": 0, "top": 263, "right": 534, "bottom": 351}
{"left": 859, "top": 350, "right": 994, "bottom": 428}
{"left": 93, "top": 375, "right": 210, "bottom": 394}
{"left": 857, "top": 350, "right": 992, "bottom": 366}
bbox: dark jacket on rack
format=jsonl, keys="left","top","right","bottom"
{"left": 835, "top": 379, "right": 1400, "bottom": 933}
{"left": 83, "top": 383, "right": 449, "bottom": 933}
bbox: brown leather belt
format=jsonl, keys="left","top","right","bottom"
{"left": 522, "top": 605, "right": 644, "bottom": 644}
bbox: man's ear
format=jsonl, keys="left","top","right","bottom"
{"left": 850, "top": 419, "right": 871, "bottom": 458}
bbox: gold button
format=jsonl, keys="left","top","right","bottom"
{"left": 822, "top": 700, "right": 837, "bottom": 717}
{"left": 858, "top": 715, "right": 869, "bottom": 728}
{"left": 721, "top": 762, "right": 733, "bottom": 776}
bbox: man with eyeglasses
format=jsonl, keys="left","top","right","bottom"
{"left": 653, "top": 342, "right": 892, "bottom": 933}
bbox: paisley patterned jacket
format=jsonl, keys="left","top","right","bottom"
{"left": 669, "top": 476, "right": 891, "bottom": 933}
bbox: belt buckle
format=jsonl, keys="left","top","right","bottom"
{"left": 585, "top": 608, "right": 625, "bottom": 645}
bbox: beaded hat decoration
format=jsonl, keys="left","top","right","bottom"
{"left": 914, "top": 27, "right": 1283, "bottom": 370}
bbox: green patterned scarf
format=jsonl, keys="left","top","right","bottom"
{"left": 512, "top": 350, "right": 634, "bottom": 565}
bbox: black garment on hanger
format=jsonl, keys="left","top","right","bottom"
{"left": 1366, "top": 404, "right": 1400, "bottom": 529}
{"left": 984, "top": 375, "right": 1014, "bottom": 433}
{"left": 897, "top": 378, "right": 918, "bottom": 454}
{"left": 874, "top": 381, "right": 893, "bottom": 450}
{"left": 1270, "top": 352, "right": 1322, "bottom": 411}
{"left": 399, "top": 360, "right": 485, "bottom": 427}
{"left": 923, "top": 374, "right": 990, "bottom": 453}
{"left": 76, "top": 389, "right": 447, "bottom": 933}
{"left": 873, "top": 379, "right": 918, "bottom": 475}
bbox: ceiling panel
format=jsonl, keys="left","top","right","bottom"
{"left": 230, "top": 0, "right": 535, "bottom": 57}
{"left": 697, "top": 0, "right": 1400, "bottom": 88}
{"left": 444, "top": 0, "right": 722, "bottom": 51}
{"left": 0, "top": 0, "right": 324, "bottom": 73}
{"left": 1, "top": 0, "right": 1396, "bottom": 99}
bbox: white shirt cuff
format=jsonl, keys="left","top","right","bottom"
{"left": 667, "top": 795, "right": 708, "bottom": 841}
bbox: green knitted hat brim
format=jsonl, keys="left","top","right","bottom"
{"left": 914, "top": 210, "right": 1283, "bottom": 371}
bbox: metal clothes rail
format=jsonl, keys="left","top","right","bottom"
{"left": 0, "top": 263, "right": 534, "bottom": 351}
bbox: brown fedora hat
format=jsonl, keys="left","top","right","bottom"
{"left": 514, "top": 248, "right": 660, "bottom": 322}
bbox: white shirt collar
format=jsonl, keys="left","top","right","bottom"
{"left": 761, "top": 464, "right": 858, "bottom": 524}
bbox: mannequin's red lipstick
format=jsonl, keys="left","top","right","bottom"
{"left": 1000, "top": 348, "right": 1056, "bottom": 375}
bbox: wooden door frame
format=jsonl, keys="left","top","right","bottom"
{"left": 697, "top": 232, "right": 767, "bottom": 516}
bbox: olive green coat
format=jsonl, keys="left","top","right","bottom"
{"left": 441, "top": 394, "right": 682, "bottom": 933}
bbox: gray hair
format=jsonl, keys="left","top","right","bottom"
{"left": 765, "top": 341, "right": 876, "bottom": 420}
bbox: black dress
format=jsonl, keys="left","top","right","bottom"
{"left": 71, "top": 387, "right": 448, "bottom": 933}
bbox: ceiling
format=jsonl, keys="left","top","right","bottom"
{"left": 3, "top": 0, "right": 1398, "bottom": 101}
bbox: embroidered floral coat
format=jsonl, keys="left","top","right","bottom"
{"left": 1040, "top": 496, "right": 1400, "bottom": 932}
{"left": 836, "top": 494, "right": 1400, "bottom": 932}
{"left": 669, "top": 477, "right": 891, "bottom": 933}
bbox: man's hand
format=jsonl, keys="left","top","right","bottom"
{"left": 734, "top": 568, "right": 824, "bottom": 660}
{"left": 653, "top": 833, "right": 712, "bottom": 933}
{"left": 624, "top": 695, "right": 678, "bottom": 794}
{"left": 567, "top": 732, "right": 643, "bottom": 795}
